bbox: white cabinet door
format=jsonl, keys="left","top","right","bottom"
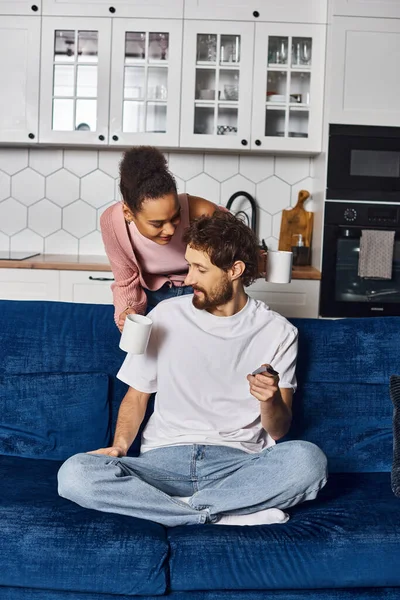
{"left": 180, "top": 20, "right": 254, "bottom": 150}
{"left": 251, "top": 22, "right": 325, "bottom": 153}
{"left": 0, "top": 17, "right": 40, "bottom": 143}
{"left": 0, "top": 269, "right": 59, "bottom": 300}
{"left": 109, "top": 18, "right": 183, "bottom": 147}
{"left": 39, "top": 17, "right": 111, "bottom": 144}
{"left": 246, "top": 279, "right": 320, "bottom": 318}
{"left": 0, "top": 1, "right": 40, "bottom": 14}
{"left": 330, "top": 17, "right": 400, "bottom": 127}
{"left": 42, "top": 0, "right": 183, "bottom": 18}
{"left": 184, "top": 0, "right": 328, "bottom": 24}
{"left": 59, "top": 270, "right": 114, "bottom": 304}
{"left": 333, "top": 0, "right": 400, "bottom": 18}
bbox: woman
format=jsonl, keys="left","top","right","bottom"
{"left": 100, "top": 146, "right": 220, "bottom": 331}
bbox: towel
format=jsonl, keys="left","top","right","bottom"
{"left": 358, "top": 229, "right": 395, "bottom": 279}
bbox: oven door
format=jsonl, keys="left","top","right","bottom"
{"left": 320, "top": 225, "right": 400, "bottom": 317}
{"left": 327, "top": 126, "right": 400, "bottom": 201}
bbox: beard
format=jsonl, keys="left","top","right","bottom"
{"left": 192, "top": 275, "right": 234, "bottom": 310}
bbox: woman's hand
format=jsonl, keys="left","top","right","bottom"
{"left": 118, "top": 307, "right": 136, "bottom": 332}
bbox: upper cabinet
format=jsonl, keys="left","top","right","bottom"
{"left": 184, "top": 0, "right": 328, "bottom": 24}
{"left": 329, "top": 17, "right": 400, "bottom": 127}
{"left": 332, "top": 0, "right": 400, "bottom": 18}
{"left": 0, "top": 16, "right": 40, "bottom": 143}
{"left": 42, "top": 0, "right": 183, "bottom": 18}
{"left": 0, "top": 1, "right": 40, "bottom": 14}
{"left": 109, "top": 19, "right": 183, "bottom": 147}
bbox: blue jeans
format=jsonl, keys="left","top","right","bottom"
{"left": 145, "top": 283, "right": 193, "bottom": 314}
{"left": 58, "top": 442, "right": 327, "bottom": 527}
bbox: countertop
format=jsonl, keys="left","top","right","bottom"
{"left": 0, "top": 254, "right": 321, "bottom": 280}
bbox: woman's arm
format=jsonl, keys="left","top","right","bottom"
{"left": 188, "top": 194, "right": 222, "bottom": 220}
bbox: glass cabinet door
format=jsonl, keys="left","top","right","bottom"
{"left": 252, "top": 23, "right": 325, "bottom": 152}
{"left": 39, "top": 17, "right": 111, "bottom": 144}
{"left": 181, "top": 20, "right": 253, "bottom": 149}
{"left": 109, "top": 19, "right": 182, "bottom": 147}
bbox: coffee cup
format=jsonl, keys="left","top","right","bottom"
{"left": 265, "top": 251, "right": 293, "bottom": 284}
{"left": 119, "top": 314, "right": 153, "bottom": 354}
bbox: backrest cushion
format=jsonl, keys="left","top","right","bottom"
{"left": 390, "top": 375, "right": 400, "bottom": 496}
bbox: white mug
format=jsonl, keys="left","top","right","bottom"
{"left": 119, "top": 314, "right": 153, "bottom": 354}
{"left": 265, "top": 251, "right": 293, "bottom": 284}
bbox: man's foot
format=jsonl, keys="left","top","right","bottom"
{"left": 214, "top": 508, "right": 289, "bottom": 526}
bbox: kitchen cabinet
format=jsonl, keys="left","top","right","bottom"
{"left": 59, "top": 271, "right": 113, "bottom": 303}
{"left": 246, "top": 279, "right": 320, "bottom": 318}
{"left": 329, "top": 17, "right": 400, "bottom": 127}
{"left": 184, "top": 0, "right": 328, "bottom": 24}
{"left": 332, "top": 0, "right": 400, "bottom": 19}
{"left": 109, "top": 19, "right": 183, "bottom": 147}
{"left": 42, "top": 0, "right": 183, "bottom": 18}
{"left": 0, "top": 269, "right": 59, "bottom": 301}
{"left": 251, "top": 22, "right": 325, "bottom": 153}
{"left": 0, "top": 1, "right": 40, "bottom": 14}
{"left": 0, "top": 17, "right": 40, "bottom": 143}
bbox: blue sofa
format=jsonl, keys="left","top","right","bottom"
{"left": 1, "top": 299, "right": 399, "bottom": 600}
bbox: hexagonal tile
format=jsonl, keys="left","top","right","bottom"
{"left": 79, "top": 231, "right": 106, "bottom": 255}
{"left": 45, "top": 230, "right": 78, "bottom": 255}
{"left": 0, "top": 198, "right": 27, "bottom": 235}
{"left": 174, "top": 176, "right": 186, "bottom": 195}
{"left": 12, "top": 168, "right": 45, "bottom": 206}
{"left": 0, "top": 171, "right": 10, "bottom": 201}
{"left": 204, "top": 154, "right": 239, "bottom": 182}
{"left": 272, "top": 212, "right": 283, "bottom": 239}
{"left": 256, "top": 177, "right": 290, "bottom": 215}
{"left": 221, "top": 174, "right": 255, "bottom": 208}
{"left": 97, "top": 201, "right": 116, "bottom": 230}
{"left": 169, "top": 152, "right": 203, "bottom": 181}
{"left": 264, "top": 235, "right": 279, "bottom": 251}
{"left": 258, "top": 208, "right": 272, "bottom": 242}
{"left": 239, "top": 155, "right": 274, "bottom": 183}
{"left": 0, "top": 231, "right": 9, "bottom": 252}
{"left": 64, "top": 149, "right": 98, "bottom": 177}
{"left": 0, "top": 148, "right": 28, "bottom": 175}
{"left": 275, "top": 156, "right": 310, "bottom": 185}
{"left": 81, "top": 170, "right": 115, "bottom": 208}
{"left": 99, "top": 150, "right": 123, "bottom": 178}
{"left": 10, "top": 229, "right": 43, "bottom": 253}
{"left": 115, "top": 179, "right": 122, "bottom": 203}
{"left": 63, "top": 200, "right": 96, "bottom": 238}
{"left": 291, "top": 177, "right": 314, "bottom": 208}
{"left": 46, "top": 170, "right": 80, "bottom": 208}
{"left": 186, "top": 173, "right": 220, "bottom": 205}
{"left": 29, "top": 199, "right": 62, "bottom": 237}
{"left": 29, "top": 148, "right": 63, "bottom": 176}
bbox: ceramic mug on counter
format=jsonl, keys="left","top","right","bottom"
{"left": 265, "top": 251, "right": 293, "bottom": 284}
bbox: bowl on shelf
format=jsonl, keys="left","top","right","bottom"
{"left": 224, "top": 84, "right": 239, "bottom": 101}
{"left": 267, "top": 94, "right": 286, "bottom": 102}
{"left": 199, "top": 89, "right": 215, "bottom": 100}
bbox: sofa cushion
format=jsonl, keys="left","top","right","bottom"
{"left": 390, "top": 375, "right": 400, "bottom": 497}
{"left": 0, "top": 373, "right": 110, "bottom": 460}
{"left": 0, "top": 455, "right": 168, "bottom": 596}
{"left": 168, "top": 472, "right": 400, "bottom": 591}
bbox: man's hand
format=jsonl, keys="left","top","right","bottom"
{"left": 118, "top": 307, "right": 136, "bottom": 333}
{"left": 87, "top": 446, "right": 127, "bottom": 457}
{"left": 247, "top": 364, "right": 280, "bottom": 403}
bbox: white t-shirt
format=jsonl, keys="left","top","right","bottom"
{"left": 117, "top": 295, "right": 298, "bottom": 454}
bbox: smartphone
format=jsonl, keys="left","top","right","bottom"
{"left": 251, "top": 365, "right": 279, "bottom": 377}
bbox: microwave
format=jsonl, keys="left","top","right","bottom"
{"left": 327, "top": 124, "right": 400, "bottom": 202}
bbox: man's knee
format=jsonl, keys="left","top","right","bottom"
{"left": 292, "top": 440, "right": 328, "bottom": 489}
{"left": 58, "top": 453, "right": 92, "bottom": 504}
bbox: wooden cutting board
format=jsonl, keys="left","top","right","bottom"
{"left": 278, "top": 190, "right": 313, "bottom": 252}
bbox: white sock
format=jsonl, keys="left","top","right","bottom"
{"left": 172, "top": 496, "right": 191, "bottom": 504}
{"left": 214, "top": 508, "right": 289, "bottom": 526}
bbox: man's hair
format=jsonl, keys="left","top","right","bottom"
{"left": 183, "top": 211, "right": 259, "bottom": 287}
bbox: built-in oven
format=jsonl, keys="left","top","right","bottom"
{"left": 327, "top": 124, "right": 400, "bottom": 202}
{"left": 320, "top": 202, "right": 400, "bottom": 317}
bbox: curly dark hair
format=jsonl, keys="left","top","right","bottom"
{"left": 119, "top": 146, "right": 177, "bottom": 214}
{"left": 183, "top": 211, "right": 260, "bottom": 287}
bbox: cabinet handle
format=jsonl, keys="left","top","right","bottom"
{"left": 98, "top": 134, "right": 105, "bottom": 141}
{"left": 255, "top": 139, "right": 261, "bottom": 146}
{"left": 88, "top": 276, "right": 115, "bottom": 282}
{"left": 253, "top": 10, "right": 260, "bottom": 17}
{"left": 28, "top": 133, "right": 35, "bottom": 140}
{"left": 112, "top": 135, "right": 119, "bottom": 141}
{"left": 241, "top": 139, "right": 248, "bottom": 146}
{"left": 109, "top": 6, "right": 116, "bottom": 12}
{"left": 31, "top": 4, "right": 38, "bottom": 11}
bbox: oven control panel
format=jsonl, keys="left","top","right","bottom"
{"left": 325, "top": 202, "right": 400, "bottom": 227}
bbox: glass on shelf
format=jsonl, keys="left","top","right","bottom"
{"left": 266, "top": 71, "right": 287, "bottom": 103}
{"left": 124, "top": 66, "right": 145, "bottom": 100}
{"left": 196, "top": 34, "right": 217, "bottom": 63}
{"left": 195, "top": 69, "right": 216, "bottom": 100}
{"left": 194, "top": 106, "right": 214, "bottom": 134}
{"left": 265, "top": 108, "right": 286, "bottom": 137}
{"left": 123, "top": 101, "right": 145, "bottom": 132}
{"left": 219, "top": 69, "right": 239, "bottom": 101}
{"left": 291, "top": 37, "right": 312, "bottom": 67}
{"left": 125, "top": 32, "right": 146, "bottom": 62}
{"left": 78, "top": 31, "right": 98, "bottom": 63}
{"left": 288, "top": 107, "right": 309, "bottom": 138}
{"left": 217, "top": 105, "right": 238, "bottom": 136}
{"left": 54, "top": 30, "right": 75, "bottom": 62}
{"left": 290, "top": 71, "right": 310, "bottom": 105}
{"left": 147, "top": 67, "right": 168, "bottom": 100}
{"left": 268, "top": 37, "right": 288, "bottom": 66}
{"left": 146, "top": 102, "right": 167, "bottom": 132}
{"left": 53, "top": 65, "right": 74, "bottom": 97}
{"left": 220, "top": 35, "right": 240, "bottom": 64}
{"left": 77, "top": 65, "right": 98, "bottom": 97}
{"left": 148, "top": 32, "right": 169, "bottom": 61}
{"left": 75, "top": 99, "right": 96, "bottom": 131}
{"left": 52, "top": 98, "right": 74, "bottom": 131}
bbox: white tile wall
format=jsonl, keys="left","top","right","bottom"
{"left": 0, "top": 148, "right": 314, "bottom": 256}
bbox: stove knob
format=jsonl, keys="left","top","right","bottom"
{"left": 343, "top": 208, "right": 357, "bottom": 222}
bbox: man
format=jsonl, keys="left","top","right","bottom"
{"left": 58, "top": 212, "right": 327, "bottom": 527}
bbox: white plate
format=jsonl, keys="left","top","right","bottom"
{"left": 268, "top": 94, "right": 286, "bottom": 102}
